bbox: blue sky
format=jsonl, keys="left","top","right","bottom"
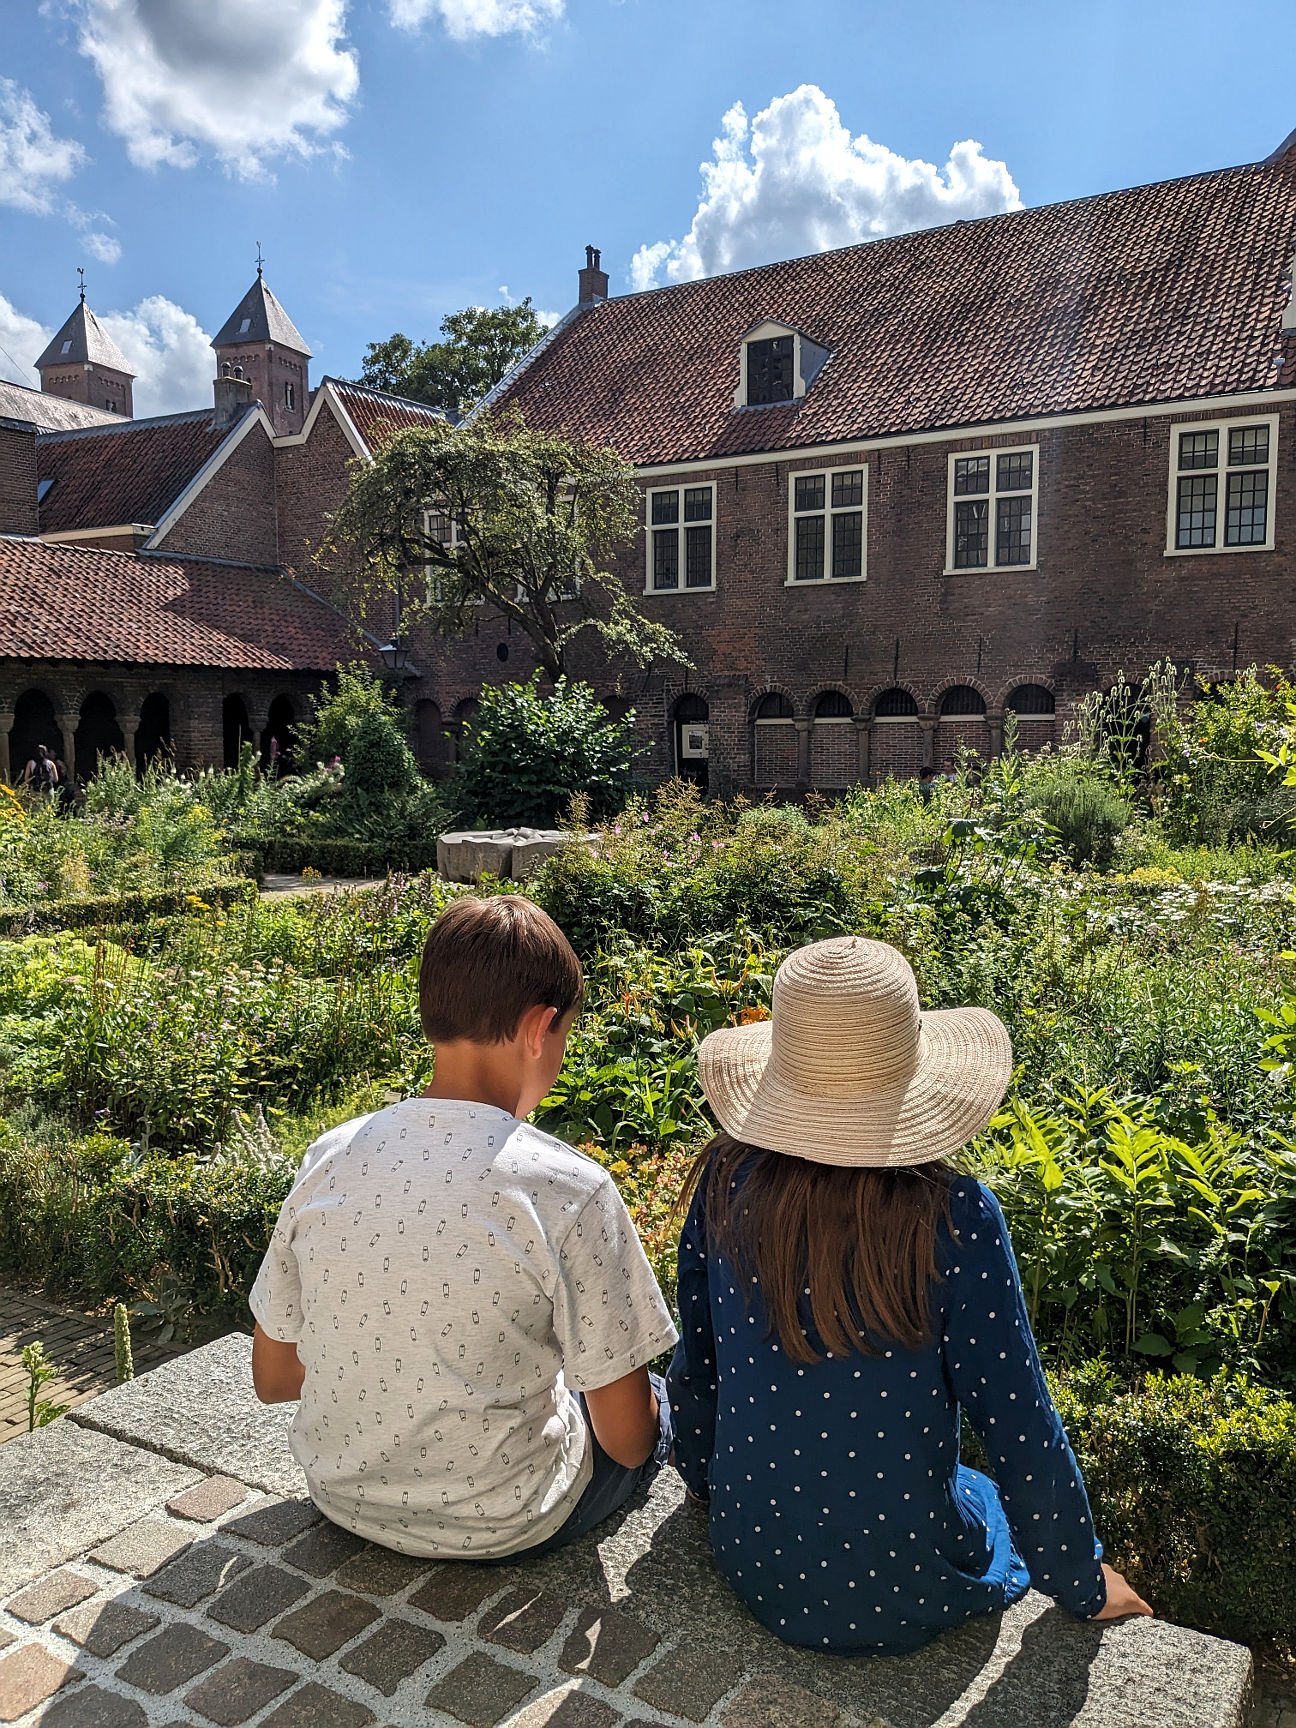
{"left": 3, "top": 0, "right": 1296, "bottom": 413}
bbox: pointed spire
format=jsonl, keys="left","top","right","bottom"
{"left": 210, "top": 273, "right": 311, "bottom": 357}
{"left": 256, "top": 240, "right": 264, "bottom": 280}
{"left": 35, "top": 297, "right": 133, "bottom": 376}
{"left": 78, "top": 266, "right": 86, "bottom": 305}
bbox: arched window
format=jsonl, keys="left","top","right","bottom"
{"left": 415, "top": 699, "right": 446, "bottom": 775}
{"left": 674, "top": 693, "right": 709, "bottom": 788}
{"left": 812, "top": 690, "right": 853, "bottom": 720}
{"left": 753, "top": 691, "right": 794, "bottom": 722}
{"left": 10, "top": 690, "right": 58, "bottom": 786}
{"left": 264, "top": 694, "right": 297, "bottom": 773}
{"left": 75, "top": 692, "right": 123, "bottom": 780}
{"left": 137, "top": 693, "right": 171, "bottom": 772}
{"left": 939, "top": 685, "right": 987, "bottom": 717}
{"left": 1007, "top": 683, "right": 1055, "bottom": 715}
{"left": 223, "top": 694, "right": 251, "bottom": 769}
{"left": 873, "top": 687, "right": 918, "bottom": 719}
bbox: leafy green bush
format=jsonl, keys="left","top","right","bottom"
{"left": 451, "top": 676, "right": 645, "bottom": 827}
{"left": 0, "top": 875, "right": 252, "bottom": 937}
{"left": 239, "top": 837, "right": 440, "bottom": 877}
{"left": 1056, "top": 1361, "right": 1296, "bottom": 1642}
{"left": 295, "top": 664, "right": 404, "bottom": 766}
{"left": 1032, "top": 776, "right": 1131, "bottom": 867}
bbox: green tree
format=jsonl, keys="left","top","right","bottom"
{"left": 357, "top": 301, "right": 549, "bottom": 418}
{"left": 452, "top": 676, "right": 644, "bottom": 827}
{"left": 325, "top": 413, "right": 687, "bottom": 683}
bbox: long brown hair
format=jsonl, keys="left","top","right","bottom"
{"left": 677, "top": 1133, "right": 954, "bottom": 1365}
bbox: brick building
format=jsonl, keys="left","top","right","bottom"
{"left": 0, "top": 270, "right": 443, "bottom": 784}
{"left": 461, "top": 136, "right": 1296, "bottom": 794}
{"left": 5, "top": 133, "right": 1296, "bottom": 793}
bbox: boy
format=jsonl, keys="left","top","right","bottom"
{"left": 250, "top": 896, "right": 677, "bottom": 1558}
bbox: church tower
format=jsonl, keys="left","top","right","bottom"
{"left": 210, "top": 259, "right": 311, "bottom": 436}
{"left": 36, "top": 281, "right": 134, "bottom": 417}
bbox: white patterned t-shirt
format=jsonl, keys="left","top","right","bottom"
{"left": 250, "top": 1098, "right": 678, "bottom": 1557}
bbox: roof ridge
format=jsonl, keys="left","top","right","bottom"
{"left": 36, "top": 408, "right": 217, "bottom": 443}
{"left": 327, "top": 376, "right": 445, "bottom": 412}
{"left": 608, "top": 155, "right": 1275, "bottom": 306}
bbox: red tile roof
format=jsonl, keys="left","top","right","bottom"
{"left": 492, "top": 154, "right": 1296, "bottom": 465}
{"left": 329, "top": 380, "right": 447, "bottom": 452}
{"left": 36, "top": 411, "right": 231, "bottom": 535}
{"left": 0, "top": 537, "right": 365, "bottom": 671}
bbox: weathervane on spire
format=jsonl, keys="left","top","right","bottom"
{"left": 256, "top": 241, "right": 264, "bottom": 279}
{"left": 78, "top": 266, "right": 86, "bottom": 303}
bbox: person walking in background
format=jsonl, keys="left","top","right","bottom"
{"left": 941, "top": 755, "right": 959, "bottom": 785}
{"left": 917, "top": 765, "right": 935, "bottom": 802}
{"left": 668, "top": 936, "right": 1151, "bottom": 1653}
{"left": 20, "top": 744, "right": 59, "bottom": 795}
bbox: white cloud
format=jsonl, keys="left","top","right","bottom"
{"left": 631, "top": 85, "right": 1022, "bottom": 290}
{"left": 0, "top": 294, "right": 52, "bottom": 387}
{"left": 66, "top": 205, "right": 122, "bottom": 266}
{"left": 81, "top": 230, "right": 122, "bottom": 265}
{"left": 0, "top": 289, "right": 211, "bottom": 413}
{"left": 77, "top": 0, "right": 359, "bottom": 179}
{"left": 0, "top": 78, "right": 87, "bottom": 214}
{"left": 389, "top": 0, "right": 562, "bottom": 39}
{"left": 98, "top": 296, "right": 214, "bottom": 417}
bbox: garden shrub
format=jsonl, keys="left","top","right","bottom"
{"left": 0, "top": 874, "right": 253, "bottom": 937}
{"left": 450, "top": 676, "right": 645, "bottom": 828}
{"left": 1055, "top": 1361, "right": 1296, "bottom": 1643}
{"left": 294, "top": 663, "right": 405, "bottom": 766}
{"left": 1032, "top": 776, "right": 1131, "bottom": 867}
{"left": 239, "top": 837, "right": 441, "bottom": 877}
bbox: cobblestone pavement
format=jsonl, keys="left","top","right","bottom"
{"left": 0, "top": 1336, "right": 1256, "bottom": 1728}
{"left": 0, "top": 1290, "right": 174, "bottom": 1445}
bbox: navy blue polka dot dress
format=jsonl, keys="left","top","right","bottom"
{"left": 667, "top": 1173, "right": 1106, "bottom": 1653}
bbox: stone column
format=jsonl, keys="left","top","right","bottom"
{"left": 919, "top": 715, "right": 936, "bottom": 768}
{"left": 0, "top": 710, "right": 11, "bottom": 785}
{"left": 119, "top": 714, "right": 140, "bottom": 770}
{"left": 987, "top": 709, "right": 1004, "bottom": 760}
{"left": 794, "top": 719, "right": 812, "bottom": 790}
{"left": 56, "top": 715, "right": 76, "bottom": 781}
{"left": 853, "top": 716, "right": 872, "bottom": 787}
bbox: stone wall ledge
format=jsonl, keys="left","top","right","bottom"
{"left": 0, "top": 1334, "right": 1252, "bottom": 1727}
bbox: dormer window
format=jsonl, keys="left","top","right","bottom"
{"left": 736, "top": 321, "right": 831, "bottom": 410}
{"left": 238, "top": 317, "right": 252, "bottom": 333}
{"left": 747, "top": 336, "right": 794, "bottom": 405}
{"left": 60, "top": 340, "right": 72, "bottom": 355}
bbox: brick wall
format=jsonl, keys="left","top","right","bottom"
{"left": 547, "top": 401, "right": 1296, "bottom": 791}
{"left": 0, "top": 424, "right": 37, "bottom": 536}
{"left": 156, "top": 422, "right": 278, "bottom": 566}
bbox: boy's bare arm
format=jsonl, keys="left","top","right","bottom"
{"left": 584, "top": 1367, "right": 659, "bottom": 1468}
{"left": 251, "top": 1323, "right": 305, "bottom": 1403}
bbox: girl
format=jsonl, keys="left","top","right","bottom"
{"left": 667, "top": 935, "right": 1150, "bottom": 1654}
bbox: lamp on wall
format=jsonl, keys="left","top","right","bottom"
{"left": 379, "top": 636, "right": 410, "bottom": 674}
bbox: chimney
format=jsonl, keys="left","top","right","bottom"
{"left": 213, "top": 368, "right": 255, "bottom": 430}
{"left": 578, "top": 244, "right": 609, "bottom": 306}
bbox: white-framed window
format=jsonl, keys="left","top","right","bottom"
{"left": 945, "top": 444, "right": 1038, "bottom": 573}
{"left": 425, "top": 507, "right": 469, "bottom": 603}
{"left": 1165, "top": 415, "right": 1278, "bottom": 554}
{"left": 787, "top": 465, "right": 867, "bottom": 583}
{"left": 646, "top": 484, "right": 715, "bottom": 593}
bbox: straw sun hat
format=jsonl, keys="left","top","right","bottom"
{"left": 698, "top": 936, "right": 1012, "bottom": 1168}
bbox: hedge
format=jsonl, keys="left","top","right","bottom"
{"left": 1055, "top": 1361, "right": 1296, "bottom": 1644}
{"left": 235, "top": 835, "right": 442, "bottom": 879}
{"left": 0, "top": 875, "right": 256, "bottom": 937}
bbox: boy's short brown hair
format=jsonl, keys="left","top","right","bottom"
{"left": 419, "top": 896, "right": 583, "bottom": 1044}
